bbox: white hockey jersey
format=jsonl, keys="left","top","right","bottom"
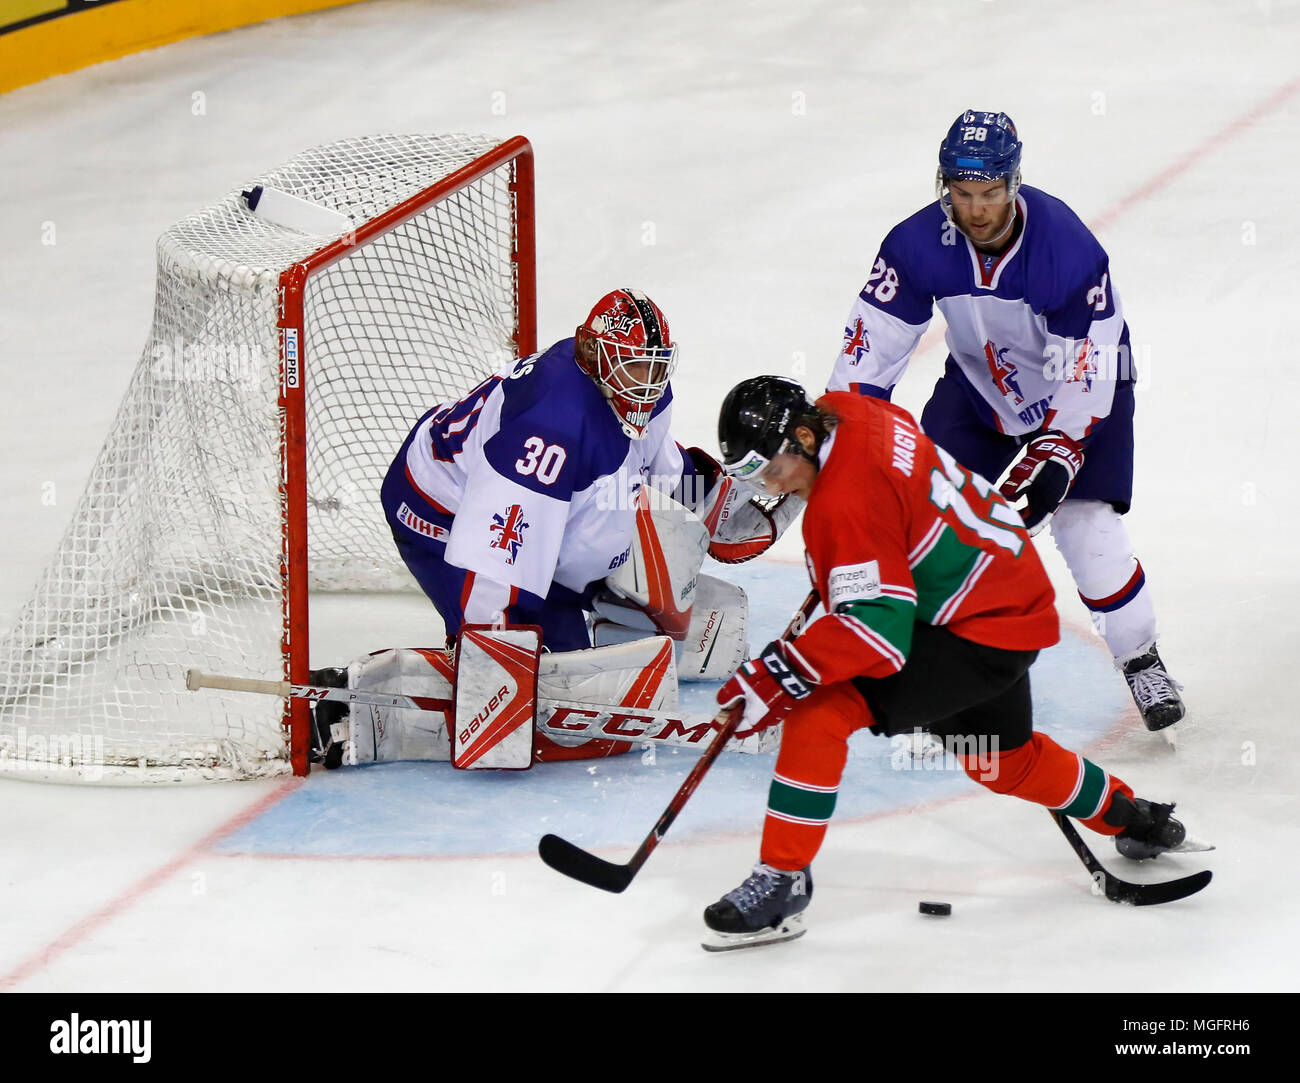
{"left": 401, "top": 339, "right": 687, "bottom": 605}
{"left": 827, "top": 186, "right": 1132, "bottom": 441}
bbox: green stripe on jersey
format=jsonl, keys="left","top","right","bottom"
{"left": 1058, "top": 759, "right": 1108, "bottom": 819}
{"left": 913, "top": 526, "right": 980, "bottom": 623}
{"left": 837, "top": 597, "right": 915, "bottom": 659}
{"left": 769, "top": 777, "right": 838, "bottom": 824}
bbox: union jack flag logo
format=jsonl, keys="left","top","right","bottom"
{"left": 983, "top": 340, "right": 1024, "bottom": 404}
{"left": 843, "top": 317, "right": 871, "bottom": 364}
{"left": 1069, "top": 337, "right": 1097, "bottom": 391}
{"left": 489, "top": 504, "right": 530, "bottom": 564}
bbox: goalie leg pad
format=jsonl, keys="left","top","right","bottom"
{"left": 345, "top": 647, "right": 455, "bottom": 765}
{"left": 452, "top": 626, "right": 541, "bottom": 770}
{"left": 593, "top": 574, "right": 748, "bottom": 682}
{"left": 536, "top": 635, "right": 678, "bottom": 761}
{"left": 674, "top": 574, "right": 749, "bottom": 681}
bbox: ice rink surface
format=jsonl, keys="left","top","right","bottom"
{"left": 0, "top": 0, "right": 1296, "bottom": 994}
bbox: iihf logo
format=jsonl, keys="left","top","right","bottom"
{"left": 489, "top": 504, "right": 529, "bottom": 564}
{"left": 843, "top": 317, "right": 870, "bottom": 365}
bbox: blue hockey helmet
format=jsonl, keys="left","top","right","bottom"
{"left": 936, "top": 110, "right": 1022, "bottom": 218}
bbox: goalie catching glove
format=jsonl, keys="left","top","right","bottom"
{"left": 685, "top": 446, "right": 804, "bottom": 564}
{"left": 717, "top": 640, "right": 818, "bottom": 740}
{"left": 998, "top": 430, "right": 1084, "bottom": 534}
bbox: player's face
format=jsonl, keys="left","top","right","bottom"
{"left": 947, "top": 178, "right": 1014, "bottom": 246}
{"left": 608, "top": 358, "right": 652, "bottom": 392}
{"left": 751, "top": 430, "right": 819, "bottom": 500}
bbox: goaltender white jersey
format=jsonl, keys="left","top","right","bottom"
{"left": 401, "top": 338, "right": 685, "bottom": 599}
{"left": 827, "top": 186, "right": 1131, "bottom": 441}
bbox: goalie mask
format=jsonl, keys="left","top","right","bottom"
{"left": 575, "top": 288, "right": 678, "bottom": 439}
{"left": 717, "top": 375, "right": 820, "bottom": 489}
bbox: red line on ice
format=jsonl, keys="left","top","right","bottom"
{"left": 0, "top": 779, "right": 301, "bottom": 991}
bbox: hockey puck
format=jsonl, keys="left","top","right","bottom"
{"left": 918, "top": 901, "right": 952, "bottom": 916}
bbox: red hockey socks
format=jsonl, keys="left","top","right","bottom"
{"left": 759, "top": 684, "right": 874, "bottom": 870}
{"left": 957, "top": 731, "right": 1132, "bottom": 835}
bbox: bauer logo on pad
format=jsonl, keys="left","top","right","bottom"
{"left": 451, "top": 626, "right": 542, "bottom": 770}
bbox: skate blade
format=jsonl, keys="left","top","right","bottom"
{"left": 1170, "top": 834, "right": 1214, "bottom": 854}
{"left": 1121, "top": 835, "right": 1215, "bottom": 860}
{"left": 701, "top": 914, "right": 806, "bottom": 953}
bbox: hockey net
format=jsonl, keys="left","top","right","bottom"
{"left": 0, "top": 134, "right": 536, "bottom": 783}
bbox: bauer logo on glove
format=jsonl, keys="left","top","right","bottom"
{"left": 998, "top": 430, "right": 1084, "bottom": 534}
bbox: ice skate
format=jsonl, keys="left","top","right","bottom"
{"left": 1109, "top": 795, "right": 1213, "bottom": 860}
{"left": 1120, "top": 644, "right": 1185, "bottom": 732}
{"left": 308, "top": 667, "right": 348, "bottom": 769}
{"left": 702, "top": 863, "right": 811, "bottom": 952}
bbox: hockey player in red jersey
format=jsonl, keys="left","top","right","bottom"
{"left": 702, "top": 376, "right": 1199, "bottom": 951}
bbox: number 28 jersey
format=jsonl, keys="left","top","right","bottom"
{"left": 794, "top": 392, "right": 1059, "bottom": 686}
{"left": 399, "top": 338, "right": 685, "bottom": 599}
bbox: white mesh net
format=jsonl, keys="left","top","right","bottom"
{"left": 0, "top": 134, "right": 527, "bottom": 783}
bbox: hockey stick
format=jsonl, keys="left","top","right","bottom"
{"left": 186, "top": 668, "right": 452, "bottom": 713}
{"left": 185, "top": 668, "right": 742, "bottom": 752}
{"left": 538, "top": 589, "right": 821, "bottom": 894}
{"left": 1049, "top": 810, "right": 1212, "bottom": 906}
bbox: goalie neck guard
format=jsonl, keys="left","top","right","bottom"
{"left": 575, "top": 288, "right": 678, "bottom": 440}
{"left": 717, "top": 375, "right": 819, "bottom": 486}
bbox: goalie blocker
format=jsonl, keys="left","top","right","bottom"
{"left": 589, "top": 480, "right": 802, "bottom": 680}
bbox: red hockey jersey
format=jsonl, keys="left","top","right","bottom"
{"left": 792, "top": 392, "right": 1059, "bottom": 686}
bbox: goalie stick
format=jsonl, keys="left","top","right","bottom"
{"left": 538, "top": 589, "right": 821, "bottom": 894}
{"left": 1050, "top": 810, "right": 1212, "bottom": 906}
{"left": 185, "top": 668, "right": 735, "bottom": 752}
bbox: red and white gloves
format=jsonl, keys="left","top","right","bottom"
{"left": 998, "top": 431, "right": 1084, "bottom": 534}
{"left": 717, "top": 640, "right": 818, "bottom": 739}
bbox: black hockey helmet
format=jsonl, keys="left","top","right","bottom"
{"left": 717, "top": 375, "right": 819, "bottom": 483}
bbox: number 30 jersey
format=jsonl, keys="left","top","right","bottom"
{"left": 793, "top": 392, "right": 1059, "bottom": 686}
{"left": 400, "top": 338, "right": 686, "bottom": 599}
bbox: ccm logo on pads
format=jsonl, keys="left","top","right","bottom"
{"left": 827, "top": 561, "right": 882, "bottom": 605}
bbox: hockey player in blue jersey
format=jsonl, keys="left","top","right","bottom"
{"left": 826, "top": 110, "right": 1184, "bottom": 731}
{"left": 379, "top": 287, "right": 797, "bottom": 650}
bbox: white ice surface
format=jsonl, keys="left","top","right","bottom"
{"left": 0, "top": 0, "right": 1296, "bottom": 992}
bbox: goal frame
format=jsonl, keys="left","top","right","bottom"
{"left": 279, "top": 136, "right": 537, "bottom": 775}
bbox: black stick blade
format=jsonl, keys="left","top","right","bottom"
{"left": 1051, "top": 811, "right": 1213, "bottom": 907}
{"left": 1119, "top": 869, "right": 1212, "bottom": 906}
{"left": 538, "top": 834, "right": 635, "bottom": 894}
